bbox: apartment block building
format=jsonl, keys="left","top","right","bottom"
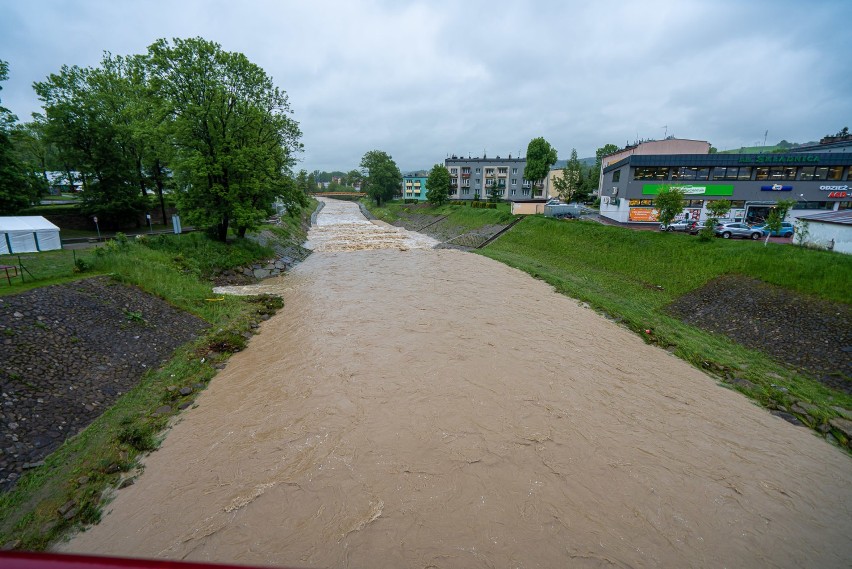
{"left": 402, "top": 172, "right": 429, "bottom": 201}
{"left": 444, "top": 156, "right": 537, "bottom": 201}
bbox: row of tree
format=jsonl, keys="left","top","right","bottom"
{"left": 1, "top": 38, "right": 308, "bottom": 240}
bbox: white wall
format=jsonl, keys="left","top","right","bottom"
{"left": 795, "top": 220, "right": 852, "bottom": 255}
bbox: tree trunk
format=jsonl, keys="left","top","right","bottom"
{"left": 217, "top": 212, "right": 229, "bottom": 242}
{"left": 136, "top": 156, "right": 148, "bottom": 197}
{"left": 153, "top": 159, "right": 167, "bottom": 226}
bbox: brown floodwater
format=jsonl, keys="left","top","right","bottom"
{"left": 62, "top": 199, "right": 851, "bottom": 568}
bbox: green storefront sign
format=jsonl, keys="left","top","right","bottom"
{"left": 738, "top": 155, "right": 819, "bottom": 164}
{"left": 642, "top": 184, "right": 734, "bottom": 196}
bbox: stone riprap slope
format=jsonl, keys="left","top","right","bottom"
{"left": 667, "top": 275, "right": 851, "bottom": 391}
{"left": 0, "top": 277, "right": 208, "bottom": 490}
{"left": 383, "top": 208, "right": 513, "bottom": 250}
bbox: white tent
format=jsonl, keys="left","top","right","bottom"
{"left": 0, "top": 216, "right": 62, "bottom": 255}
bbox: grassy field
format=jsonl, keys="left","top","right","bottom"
{"left": 480, "top": 215, "right": 851, "bottom": 428}
{"left": 0, "top": 204, "right": 316, "bottom": 550}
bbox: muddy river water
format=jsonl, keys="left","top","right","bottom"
{"left": 64, "top": 199, "right": 851, "bottom": 568}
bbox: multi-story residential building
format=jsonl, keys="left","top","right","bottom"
{"left": 445, "top": 155, "right": 535, "bottom": 201}
{"left": 402, "top": 172, "right": 429, "bottom": 201}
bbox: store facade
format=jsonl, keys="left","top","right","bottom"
{"left": 599, "top": 152, "right": 852, "bottom": 224}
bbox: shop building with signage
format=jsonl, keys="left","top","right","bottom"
{"left": 445, "top": 156, "right": 536, "bottom": 201}
{"left": 599, "top": 150, "right": 852, "bottom": 225}
{"left": 596, "top": 138, "right": 711, "bottom": 197}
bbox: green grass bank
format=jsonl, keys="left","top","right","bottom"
{"left": 0, "top": 202, "right": 316, "bottom": 550}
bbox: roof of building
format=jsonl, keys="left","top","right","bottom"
{"left": 602, "top": 138, "right": 710, "bottom": 159}
{"left": 446, "top": 156, "right": 526, "bottom": 163}
{"left": 602, "top": 152, "right": 852, "bottom": 173}
{"left": 789, "top": 138, "right": 852, "bottom": 153}
{"left": 796, "top": 211, "right": 852, "bottom": 226}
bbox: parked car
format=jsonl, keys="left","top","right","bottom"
{"left": 660, "top": 219, "right": 699, "bottom": 234}
{"left": 546, "top": 198, "right": 562, "bottom": 206}
{"left": 714, "top": 222, "right": 765, "bottom": 240}
{"left": 752, "top": 222, "right": 794, "bottom": 238}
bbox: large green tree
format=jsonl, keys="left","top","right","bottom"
{"left": 699, "top": 199, "right": 731, "bottom": 241}
{"left": 360, "top": 150, "right": 401, "bottom": 206}
{"left": 523, "top": 137, "right": 557, "bottom": 198}
{"left": 654, "top": 187, "right": 686, "bottom": 228}
{"left": 426, "top": 163, "right": 450, "bottom": 206}
{"left": 0, "top": 60, "right": 43, "bottom": 214}
{"left": 553, "top": 148, "right": 583, "bottom": 203}
{"left": 763, "top": 199, "right": 796, "bottom": 246}
{"left": 588, "top": 143, "right": 619, "bottom": 196}
{"left": 34, "top": 55, "right": 150, "bottom": 225}
{"left": 146, "top": 37, "right": 303, "bottom": 240}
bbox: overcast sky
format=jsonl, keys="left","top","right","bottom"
{"left": 2, "top": 0, "right": 851, "bottom": 172}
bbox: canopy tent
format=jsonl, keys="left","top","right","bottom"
{"left": 0, "top": 216, "right": 62, "bottom": 255}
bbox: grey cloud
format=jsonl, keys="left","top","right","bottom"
{"left": 1, "top": 0, "right": 850, "bottom": 172}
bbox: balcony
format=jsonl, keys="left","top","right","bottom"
{"left": 461, "top": 173, "right": 471, "bottom": 178}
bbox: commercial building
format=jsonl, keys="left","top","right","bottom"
{"left": 402, "top": 172, "right": 429, "bottom": 201}
{"left": 597, "top": 139, "right": 711, "bottom": 196}
{"left": 599, "top": 146, "right": 852, "bottom": 224}
{"left": 445, "top": 156, "right": 536, "bottom": 201}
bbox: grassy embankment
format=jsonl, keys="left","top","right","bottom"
{"left": 0, "top": 202, "right": 316, "bottom": 550}
{"left": 368, "top": 200, "right": 515, "bottom": 227}
{"left": 367, "top": 201, "right": 852, "bottom": 440}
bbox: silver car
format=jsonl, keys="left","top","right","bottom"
{"left": 714, "top": 222, "right": 765, "bottom": 240}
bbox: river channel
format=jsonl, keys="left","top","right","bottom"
{"left": 63, "top": 199, "right": 851, "bottom": 568}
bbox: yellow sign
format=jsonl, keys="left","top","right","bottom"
{"left": 629, "top": 208, "right": 659, "bottom": 222}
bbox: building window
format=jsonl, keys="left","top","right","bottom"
{"left": 462, "top": 187, "right": 470, "bottom": 195}
{"left": 800, "top": 166, "right": 815, "bottom": 180}
{"left": 485, "top": 179, "right": 494, "bottom": 187}
{"left": 838, "top": 201, "right": 851, "bottom": 210}
{"left": 755, "top": 167, "right": 769, "bottom": 180}
{"left": 512, "top": 168, "right": 518, "bottom": 174}
{"left": 511, "top": 188, "right": 517, "bottom": 196}
{"left": 629, "top": 199, "right": 655, "bottom": 206}
{"left": 511, "top": 178, "right": 517, "bottom": 186}
{"left": 498, "top": 167, "right": 508, "bottom": 174}
{"left": 673, "top": 166, "right": 710, "bottom": 181}
{"left": 634, "top": 167, "right": 668, "bottom": 180}
{"left": 827, "top": 166, "right": 844, "bottom": 180}
{"left": 685, "top": 199, "right": 704, "bottom": 207}
{"left": 612, "top": 170, "right": 621, "bottom": 182}
{"left": 738, "top": 167, "right": 752, "bottom": 180}
{"left": 522, "top": 188, "right": 530, "bottom": 196}
{"left": 450, "top": 168, "right": 458, "bottom": 174}
{"left": 475, "top": 168, "right": 480, "bottom": 174}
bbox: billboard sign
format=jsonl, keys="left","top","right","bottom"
{"left": 642, "top": 184, "right": 734, "bottom": 196}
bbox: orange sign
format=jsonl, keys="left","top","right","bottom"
{"left": 629, "top": 208, "right": 659, "bottom": 222}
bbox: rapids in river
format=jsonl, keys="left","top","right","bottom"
{"left": 63, "top": 199, "right": 852, "bottom": 568}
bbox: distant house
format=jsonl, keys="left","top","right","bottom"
{"left": 795, "top": 211, "right": 852, "bottom": 255}
{"left": 402, "top": 172, "right": 429, "bottom": 201}
{"left": 45, "top": 171, "right": 80, "bottom": 194}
